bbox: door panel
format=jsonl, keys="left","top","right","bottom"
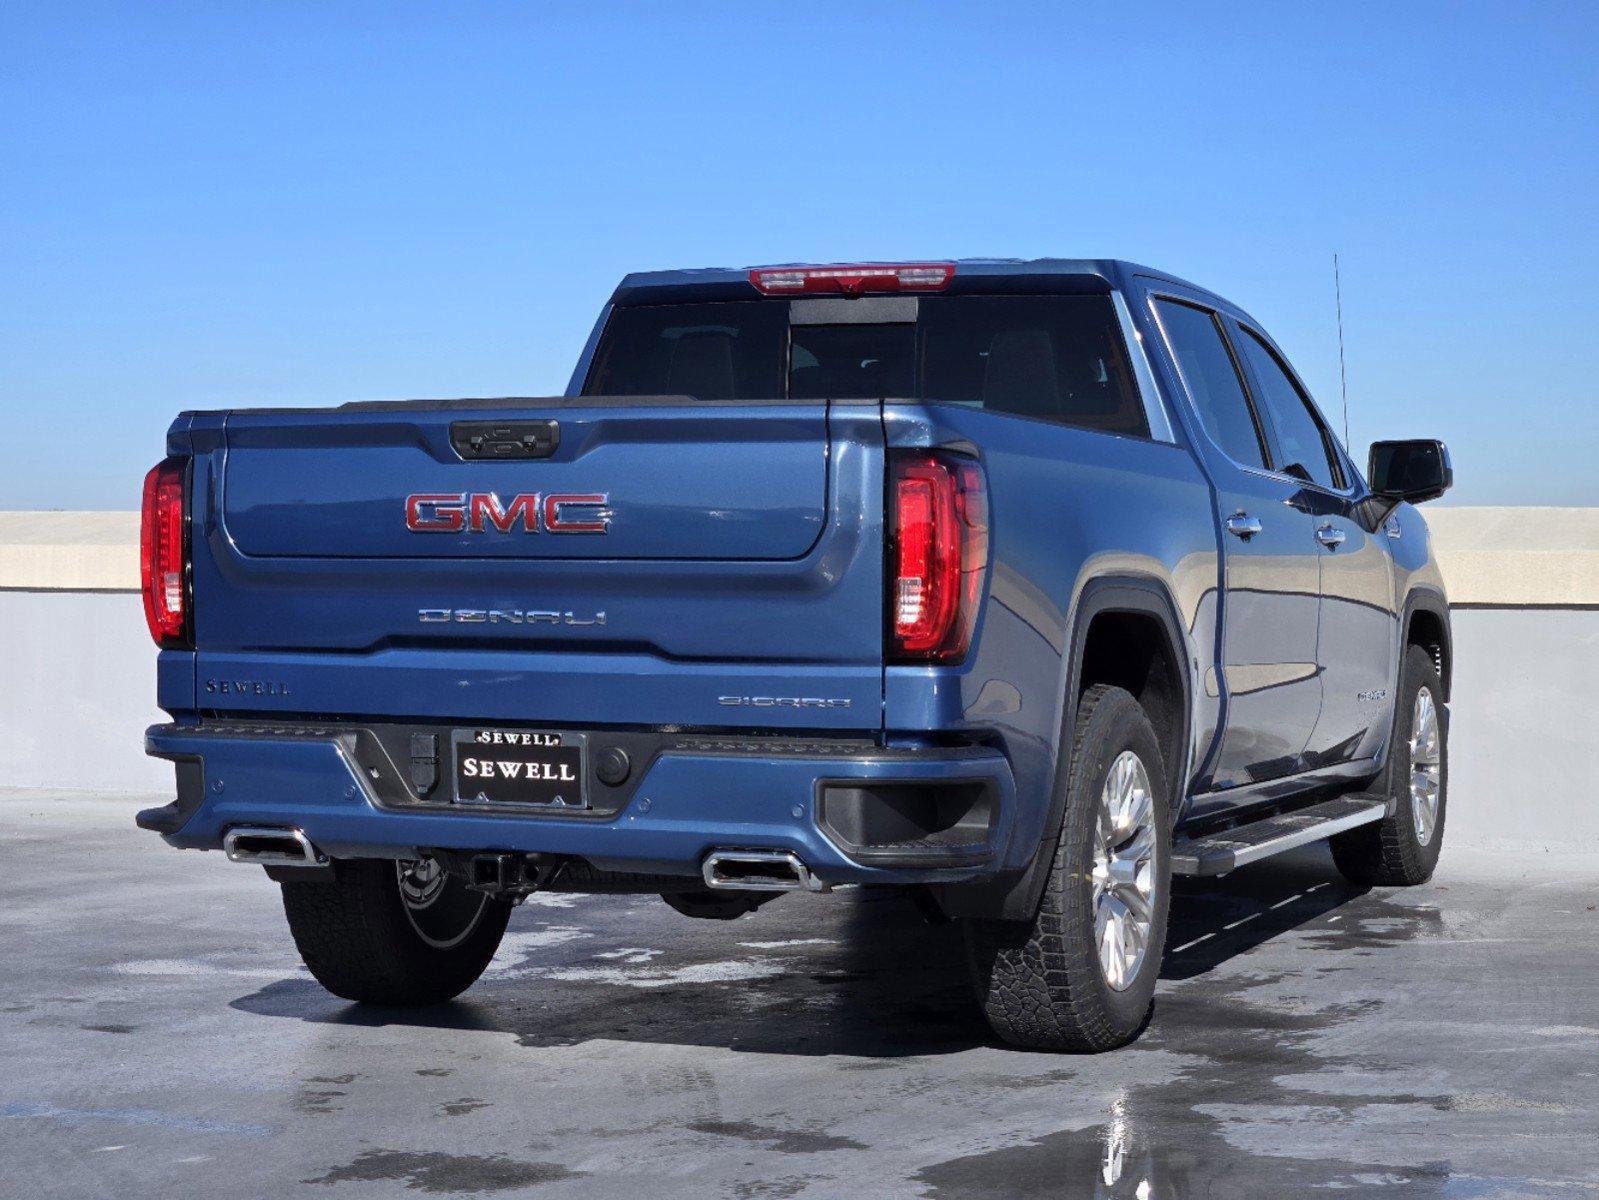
{"left": 1210, "top": 475, "right": 1324, "bottom": 786}
{"left": 1306, "top": 504, "right": 1398, "bottom": 765}
{"left": 1147, "top": 296, "right": 1324, "bottom": 794}
{"left": 1225, "top": 319, "right": 1398, "bottom": 768}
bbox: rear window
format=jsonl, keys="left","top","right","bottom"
{"left": 583, "top": 301, "right": 788, "bottom": 401}
{"left": 790, "top": 322, "right": 914, "bottom": 400}
{"left": 584, "top": 295, "right": 1149, "bottom": 438}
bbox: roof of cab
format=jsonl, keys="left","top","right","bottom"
{"left": 609, "top": 257, "right": 1244, "bottom": 317}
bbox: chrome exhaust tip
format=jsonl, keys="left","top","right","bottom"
{"left": 223, "top": 826, "right": 325, "bottom": 868}
{"left": 702, "top": 849, "right": 829, "bottom": 893}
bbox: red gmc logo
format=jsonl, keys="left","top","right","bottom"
{"left": 405, "top": 492, "right": 611, "bottom": 534}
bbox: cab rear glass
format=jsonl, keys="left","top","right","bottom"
{"left": 583, "top": 295, "right": 1149, "bottom": 438}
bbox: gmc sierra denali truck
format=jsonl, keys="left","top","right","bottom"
{"left": 136, "top": 259, "right": 1454, "bottom": 1052}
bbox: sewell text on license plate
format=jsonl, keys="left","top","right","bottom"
{"left": 452, "top": 729, "right": 587, "bottom": 808}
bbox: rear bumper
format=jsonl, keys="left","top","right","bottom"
{"left": 141, "top": 721, "right": 1018, "bottom": 886}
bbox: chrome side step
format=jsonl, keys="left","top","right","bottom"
{"left": 1172, "top": 794, "right": 1388, "bottom": 877}
{"left": 223, "top": 826, "right": 326, "bottom": 868}
{"left": 702, "top": 850, "right": 830, "bottom": 893}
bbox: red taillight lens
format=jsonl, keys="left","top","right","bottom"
{"left": 750, "top": 263, "right": 955, "bottom": 296}
{"left": 140, "top": 458, "right": 189, "bottom": 647}
{"left": 890, "top": 452, "right": 988, "bottom": 662}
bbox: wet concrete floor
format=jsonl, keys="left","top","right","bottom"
{"left": 2, "top": 790, "right": 1596, "bottom": 1198}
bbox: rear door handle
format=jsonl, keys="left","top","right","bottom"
{"left": 1225, "top": 513, "right": 1263, "bottom": 540}
{"left": 1315, "top": 524, "right": 1347, "bottom": 550}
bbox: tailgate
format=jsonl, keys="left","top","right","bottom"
{"left": 185, "top": 399, "right": 887, "bottom": 731}
{"left": 221, "top": 402, "right": 826, "bottom": 560}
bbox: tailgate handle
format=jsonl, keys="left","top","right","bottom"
{"left": 450, "top": 420, "right": 560, "bottom": 460}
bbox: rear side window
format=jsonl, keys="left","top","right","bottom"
{"left": 1235, "top": 327, "right": 1344, "bottom": 490}
{"left": 919, "top": 296, "right": 1147, "bottom": 437}
{"left": 583, "top": 293, "right": 1150, "bottom": 439}
{"left": 1153, "top": 299, "right": 1268, "bottom": 470}
{"left": 584, "top": 302, "right": 786, "bottom": 400}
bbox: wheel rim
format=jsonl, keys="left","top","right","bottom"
{"left": 1409, "top": 687, "right": 1443, "bottom": 845}
{"left": 397, "top": 858, "right": 489, "bottom": 950}
{"left": 1090, "top": 750, "right": 1159, "bottom": 992}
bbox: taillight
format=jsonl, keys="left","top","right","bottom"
{"left": 140, "top": 457, "right": 190, "bottom": 647}
{"left": 750, "top": 263, "right": 955, "bottom": 296}
{"left": 889, "top": 452, "right": 988, "bottom": 662}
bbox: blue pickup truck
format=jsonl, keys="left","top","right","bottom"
{"left": 137, "top": 259, "right": 1454, "bottom": 1051}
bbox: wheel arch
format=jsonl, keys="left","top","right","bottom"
{"left": 945, "top": 573, "right": 1195, "bottom": 922}
{"left": 1402, "top": 588, "right": 1452, "bottom": 702}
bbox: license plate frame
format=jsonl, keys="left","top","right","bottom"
{"left": 451, "top": 728, "right": 588, "bottom": 810}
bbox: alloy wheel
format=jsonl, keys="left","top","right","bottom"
{"left": 1409, "top": 687, "right": 1443, "bottom": 845}
{"left": 1090, "top": 750, "right": 1159, "bottom": 991}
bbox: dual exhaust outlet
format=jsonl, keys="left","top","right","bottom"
{"left": 222, "top": 828, "right": 826, "bottom": 895}
{"left": 701, "top": 849, "right": 829, "bottom": 893}
{"left": 223, "top": 826, "right": 325, "bottom": 868}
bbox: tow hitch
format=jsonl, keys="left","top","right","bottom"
{"left": 427, "top": 850, "right": 561, "bottom": 903}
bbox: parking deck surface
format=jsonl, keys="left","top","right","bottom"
{"left": 2, "top": 790, "right": 1596, "bottom": 1199}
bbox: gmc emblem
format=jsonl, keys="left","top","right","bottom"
{"left": 405, "top": 492, "right": 611, "bottom": 534}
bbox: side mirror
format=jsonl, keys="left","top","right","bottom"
{"left": 1368, "top": 439, "right": 1452, "bottom": 504}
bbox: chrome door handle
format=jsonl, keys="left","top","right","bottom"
{"left": 1316, "top": 524, "right": 1347, "bottom": 550}
{"left": 1225, "top": 513, "right": 1263, "bottom": 540}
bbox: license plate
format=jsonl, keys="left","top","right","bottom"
{"left": 452, "top": 729, "right": 587, "bottom": 809}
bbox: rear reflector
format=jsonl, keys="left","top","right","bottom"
{"left": 141, "top": 458, "right": 190, "bottom": 647}
{"left": 890, "top": 452, "right": 988, "bottom": 662}
{"left": 750, "top": 263, "right": 955, "bottom": 296}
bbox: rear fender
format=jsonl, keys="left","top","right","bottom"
{"left": 939, "top": 574, "right": 1194, "bottom": 921}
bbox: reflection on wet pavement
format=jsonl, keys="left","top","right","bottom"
{"left": 3, "top": 794, "right": 1596, "bottom": 1199}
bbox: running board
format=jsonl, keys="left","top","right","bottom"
{"left": 1172, "top": 794, "right": 1389, "bottom": 877}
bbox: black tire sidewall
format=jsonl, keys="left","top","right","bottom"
{"left": 282, "top": 858, "right": 512, "bottom": 1006}
{"left": 378, "top": 860, "right": 512, "bottom": 983}
{"left": 396, "top": 860, "right": 498, "bottom": 951}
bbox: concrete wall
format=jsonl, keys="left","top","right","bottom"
{"left": 7, "top": 506, "right": 1598, "bottom": 602}
{"left": 0, "top": 511, "right": 139, "bottom": 591}
{"left": 1447, "top": 609, "right": 1598, "bottom": 853}
{"left": 2, "top": 510, "right": 1596, "bottom": 853}
{"left": 1425, "top": 507, "right": 1599, "bottom": 607}
{"left": 0, "top": 591, "right": 171, "bottom": 792}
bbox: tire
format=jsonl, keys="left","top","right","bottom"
{"left": 1330, "top": 644, "right": 1448, "bottom": 887}
{"left": 964, "top": 685, "right": 1173, "bottom": 1052}
{"left": 281, "top": 857, "right": 512, "bottom": 1005}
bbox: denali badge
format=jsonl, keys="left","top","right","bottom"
{"left": 405, "top": 492, "right": 611, "bottom": 534}
{"left": 717, "top": 695, "right": 853, "bottom": 709}
{"left": 419, "top": 609, "right": 607, "bottom": 626}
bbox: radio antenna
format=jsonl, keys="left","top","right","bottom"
{"left": 1334, "top": 252, "right": 1350, "bottom": 449}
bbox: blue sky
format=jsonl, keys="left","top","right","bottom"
{"left": 2, "top": 1, "right": 1594, "bottom": 507}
